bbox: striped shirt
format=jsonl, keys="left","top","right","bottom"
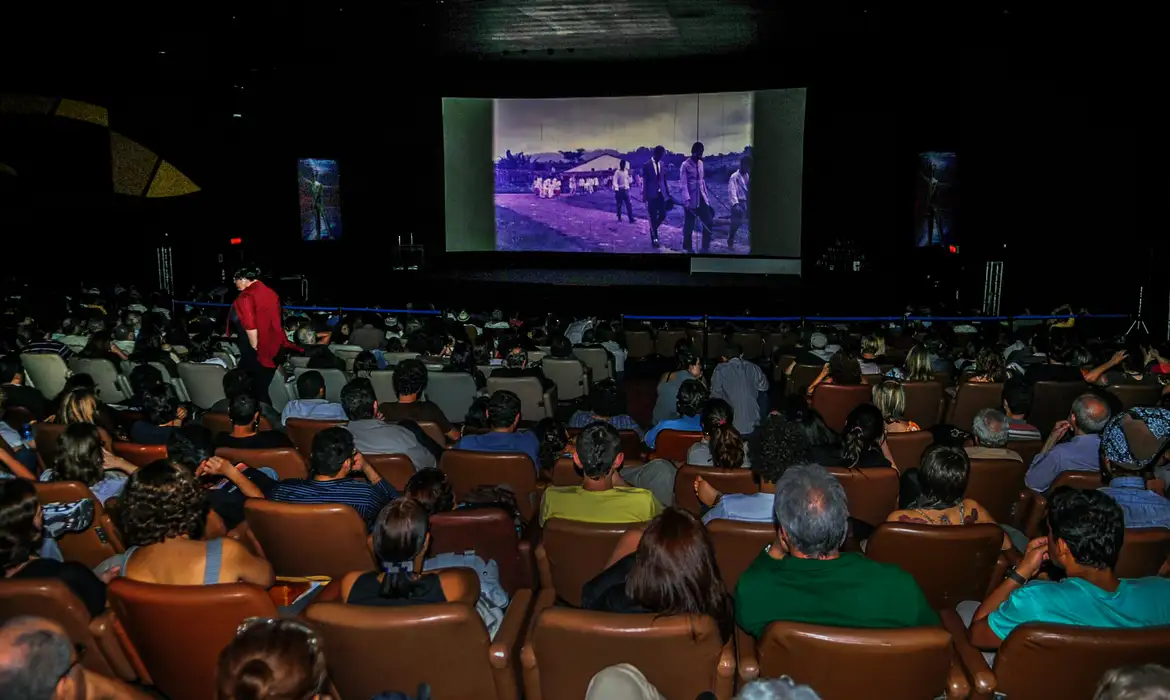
{"left": 1007, "top": 418, "right": 1042, "bottom": 442}
{"left": 24, "top": 340, "right": 73, "bottom": 360}
{"left": 269, "top": 477, "right": 398, "bottom": 528}
{"left": 568, "top": 411, "right": 644, "bottom": 438}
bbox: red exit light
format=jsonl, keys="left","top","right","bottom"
{"left": 948, "top": 245, "right": 958, "bottom": 254}
{"left": 229, "top": 237, "right": 243, "bottom": 245}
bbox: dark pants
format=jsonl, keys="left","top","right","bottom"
{"left": 682, "top": 201, "right": 714, "bottom": 252}
{"left": 729, "top": 202, "right": 747, "bottom": 247}
{"left": 615, "top": 189, "right": 634, "bottom": 222}
{"left": 646, "top": 195, "right": 666, "bottom": 241}
{"left": 240, "top": 356, "right": 276, "bottom": 406}
{"left": 397, "top": 419, "right": 446, "bottom": 463}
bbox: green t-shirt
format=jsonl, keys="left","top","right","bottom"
{"left": 734, "top": 550, "right": 939, "bottom": 637}
{"left": 989, "top": 576, "right": 1170, "bottom": 640}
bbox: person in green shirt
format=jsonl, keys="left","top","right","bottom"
{"left": 734, "top": 464, "right": 938, "bottom": 637}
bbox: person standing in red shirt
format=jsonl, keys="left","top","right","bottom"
{"left": 230, "top": 265, "right": 295, "bottom": 404}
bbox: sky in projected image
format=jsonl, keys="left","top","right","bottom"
{"left": 494, "top": 92, "right": 753, "bottom": 160}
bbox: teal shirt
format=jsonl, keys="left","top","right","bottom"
{"left": 989, "top": 576, "right": 1170, "bottom": 640}
{"left": 734, "top": 550, "right": 939, "bottom": 637}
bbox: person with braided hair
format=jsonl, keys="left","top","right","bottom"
{"left": 812, "top": 404, "right": 897, "bottom": 470}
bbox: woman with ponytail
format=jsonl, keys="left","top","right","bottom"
{"left": 339, "top": 498, "right": 468, "bottom": 607}
{"left": 814, "top": 404, "right": 897, "bottom": 470}
{"left": 217, "top": 618, "right": 329, "bottom": 700}
{"left": 687, "top": 398, "right": 750, "bottom": 469}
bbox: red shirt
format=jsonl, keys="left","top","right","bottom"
{"left": 230, "top": 280, "right": 293, "bottom": 368}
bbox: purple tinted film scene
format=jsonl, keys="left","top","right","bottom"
{"left": 494, "top": 93, "right": 753, "bottom": 255}
{"left": 299, "top": 158, "right": 342, "bottom": 241}
{"left": 914, "top": 151, "right": 956, "bottom": 247}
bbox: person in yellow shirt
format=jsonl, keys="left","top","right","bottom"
{"left": 540, "top": 421, "right": 662, "bottom": 526}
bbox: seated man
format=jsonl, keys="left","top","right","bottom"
{"left": 454, "top": 390, "right": 542, "bottom": 472}
{"left": 280, "top": 370, "right": 347, "bottom": 425}
{"left": 735, "top": 464, "right": 938, "bottom": 637}
{"left": 1025, "top": 393, "right": 1111, "bottom": 492}
{"left": 166, "top": 424, "right": 276, "bottom": 536}
{"left": 269, "top": 427, "right": 398, "bottom": 528}
{"left": 540, "top": 421, "right": 662, "bottom": 526}
{"left": 297, "top": 324, "right": 346, "bottom": 371}
{"left": 1098, "top": 407, "right": 1170, "bottom": 530}
{"left": 129, "top": 383, "right": 185, "bottom": 445}
{"left": 644, "top": 379, "right": 708, "bottom": 450}
{"left": 1002, "top": 377, "right": 1042, "bottom": 442}
{"left": 376, "top": 359, "right": 459, "bottom": 442}
{"left": 209, "top": 367, "right": 284, "bottom": 430}
{"left": 697, "top": 414, "right": 809, "bottom": 524}
{"left": 214, "top": 393, "right": 296, "bottom": 450}
{"left": 966, "top": 408, "right": 1024, "bottom": 462}
{"left": 491, "top": 347, "right": 555, "bottom": 392}
{"left": 340, "top": 379, "right": 436, "bottom": 471}
{"left": 965, "top": 488, "right": 1170, "bottom": 650}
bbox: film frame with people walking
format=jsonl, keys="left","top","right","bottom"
{"left": 493, "top": 92, "right": 753, "bottom": 255}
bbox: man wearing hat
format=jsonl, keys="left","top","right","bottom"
{"left": 1099, "top": 407, "right": 1170, "bottom": 530}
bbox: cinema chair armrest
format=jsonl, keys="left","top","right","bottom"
{"left": 735, "top": 627, "right": 759, "bottom": 684}
{"left": 939, "top": 609, "right": 996, "bottom": 697}
{"left": 716, "top": 637, "right": 737, "bottom": 699}
{"left": 1023, "top": 492, "right": 1048, "bottom": 539}
{"left": 516, "top": 539, "right": 537, "bottom": 590}
{"left": 946, "top": 657, "right": 972, "bottom": 700}
{"left": 1010, "top": 489, "right": 1032, "bottom": 530}
{"left": 89, "top": 611, "right": 137, "bottom": 682}
{"left": 490, "top": 588, "right": 534, "bottom": 670}
{"left": 526, "top": 587, "right": 557, "bottom": 639}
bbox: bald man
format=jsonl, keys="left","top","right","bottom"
{"left": 1025, "top": 393, "right": 1112, "bottom": 492}
{"left": 0, "top": 616, "right": 150, "bottom": 700}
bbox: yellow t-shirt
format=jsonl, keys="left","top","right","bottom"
{"left": 539, "top": 486, "right": 662, "bottom": 526}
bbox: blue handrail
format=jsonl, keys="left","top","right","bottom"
{"left": 175, "top": 301, "right": 441, "bottom": 315}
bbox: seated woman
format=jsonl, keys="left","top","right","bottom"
{"left": 644, "top": 379, "right": 708, "bottom": 450}
{"left": 687, "top": 398, "right": 750, "bottom": 468}
{"left": 887, "top": 344, "right": 936, "bottom": 383}
{"left": 53, "top": 384, "right": 119, "bottom": 440}
{"left": 216, "top": 618, "right": 329, "bottom": 700}
{"left": 813, "top": 404, "right": 897, "bottom": 470}
{"left": 858, "top": 334, "right": 888, "bottom": 375}
{"left": 79, "top": 330, "right": 128, "bottom": 365}
{"left": 128, "top": 326, "right": 180, "bottom": 377}
{"left": 1095, "top": 345, "right": 1163, "bottom": 387}
{"left": 780, "top": 395, "right": 839, "bottom": 454}
{"left": 112, "top": 461, "right": 274, "bottom": 586}
{"left": 40, "top": 423, "right": 138, "bottom": 504}
{"left": 1, "top": 479, "right": 110, "bottom": 616}
{"left": 568, "top": 379, "right": 643, "bottom": 438}
{"left": 871, "top": 380, "right": 921, "bottom": 434}
{"left": 443, "top": 341, "right": 487, "bottom": 391}
{"left": 580, "top": 507, "right": 734, "bottom": 644}
{"left": 652, "top": 346, "right": 703, "bottom": 426}
{"left": 404, "top": 469, "right": 456, "bottom": 515}
{"left": 805, "top": 348, "right": 863, "bottom": 399}
{"left": 886, "top": 445, "right": 1012, "bottom": 550}
{"left": 184, "top": 336, "right": 228, "bottom": 369}
{"left": 340, "top": 498, "right": 469, "bottom": 607}
{"left": 695, "top": 414, "right": 809, "bottom": 524}
{"left": 351, "top": 350, "right": 380, "bottom": 380}
{"left": 963, "top": 347, "right": 1007, "bottom": 384}
{"left": 533, "top": 417, "right": 570, "bottom": 474}
{"left": 129, "top": 383, "right": 187, "bottom": 445}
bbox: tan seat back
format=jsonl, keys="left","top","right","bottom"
{"left": 572, "top": 347, "right": 612, "bottom": 383}
{"left": 652, "top": 429, "right": 703, "bottom": 462}
{"left": 1030, "top": 381, "right": 1087, "bottom": 437}
{"left": 946, "top": 382, "right": 1005, "bottom": 432}
{"left": 111, "top": 441, "right": 167, "bottom": 468}
{"left": 624, "top": 331, "right": 652, "bottom": 360}
{"left": 364, "top": 453, "right": 416, "bottom": 490}
{"left": 431, "top": 508, "right": 532, "bottom": 594}
{"left": 674, "top": 465, "right": 758, "bottom": 515}
{"left": 243, "top": 499, "right": 374, "bottom": 579}
{"left": 423, "top": 371, "right": 477, "bottom": 422}
{"left": 441, "top": 450, "right": 539, "bottom": 522}
{"left": 866, "top": 522, "right": 1004, "bottom": 610}
{"left": 994, "top": 624, "right": 1170, "bottom": 699}
{"left": 541, "top": 358, "right": 589, "bottom": 402}
{"left": 68, "top": 358, "right": 130, "bottom": 404}
{"left": 215, "top": 446, "right": 308, "bottom": 480}
{"left": 811, "top": 384, "right": 872, "bottom": 433}
{"left": 1116, "top": 528, "right": 1170, "bottom": 578}
{"left": 654, "top": 330, "right": 687, "bottom": 358}
{"left": 787, "top": 364, "right": 824, "bottom": 396}
{"left": 34, "top": 480, "right": 124, "bottom": 567}
{"left": 523, "top": 609, "right": 731, "bottom": 700}
{"left": 824, "top": 467, "right": 900, "bottom": 526}
{"left": 757, "top": 621, "right": 953, "bottom": 700}
{"left": 901, "top": 381, "right": 945, "bottom": 429}
{"left": 486, "top": 376, "right": 555, "bottom": 421}
{"left": 107, "top": 579, "right": 278, "bottom": 700}
{"left": 176, "top": 362, "right": 227, "bottom": 409}
{"left": 292, "top": 367, "right": 347, "bottom": 403}
{"left": 536, "top": 519, "right": 637, "bottom": 607}
{"left": 1107, "top": 384, "right": 1163, "bottom": 410}
{"left": 965, "top": 458, "right": 1027, "bottom": 524}
{"left": 285, "top": 417, "right": 347, "bottom": 460}
{"left": 885, "top": 431, "right": 934, "bottom": 471}
{"left": 21, "top": 352, "right": 70, "bottom": 399}
{"left": 707, "top": 518, "right": 774, "bottom": 591}
{"left": 0, "top": 578, "right": 116, "bottom": 676}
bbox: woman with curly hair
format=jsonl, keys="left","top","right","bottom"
{"left": 964, "top": 347, "right": 1006, "bottom": 384}
{"left": 1, "top": 479, "right": 109, "bottom": 616}
{"left": 39, "top": 423, "right": 138, "bottom": 504}
{"left": 108, "top": 461, "right": 273, "bottom": 586}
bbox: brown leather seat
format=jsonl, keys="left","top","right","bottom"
{"left": 886, "top": 431, "right": 934, "bottom": 471}
{"left": 824, "top": 466, "right": 900, "bottom": 526}
{"left": 654, "top": 330, "right": 687, "bottom": 358}
{"left": 706, "top": 518, "right": 774, "bottom": 591}
{"left": 33, "top": 422, "right": 67, "bottom": 473}
{"left": 106, "top": 579, "right": 278, "bottom": 700}
{"left": 304, "top": 584, "right": 534, "bottom": 700}
{"left": 431, "top": 508, "right": 535, "bottom": 594}
{"left": 651, "top": 429, "right": 703, "bottom": 462}
{"left": 0, "top": 578, "right": 136, "bottom": 681}
{"left": 441, "top": 450, "right": 541, "bottom": 523}
{"left": 536, "top": 518, "right": 638, "bottom": 607}
{"left": 1008, "top": 439, "right": 1043, "bottom": 467}
{"left": 902, "top": 381, "right": 946, "bottom": 429}
{"left": 787, "top": 363, "right": 824, "bottom": 396}
{"left": 285, "top": 417, "right": 347, "bottom": 460}
{"left": 111, "top": 441, "right": 167, "bottom": 467}
{"left": 34, "top": 480, "right": 124, "bottom": 568}
{"left": 811, "top": 384, "right": 872, "bottom": 433}
{"left": 1020, "top": 470, "right": 1106, "bottom": 537}
{"left": 673, "top": 465, "right": 758, "bottom": 515}
{"left": 4, "top": 405, "right": 34, "bottom": 431}
{"left": 364, "top": 453, "right": 417, "bottom": 490}
{"left": 566, "top": 428, "right": 643, "bottom": 461}
{"left": 705, "top": 332, "right": 727, "bottom": 360}
{"left": 731, "top": 332, "right": 763, "bottom": 359}
{"left": 965, "top": 458, "right": 1027, "bottom": 524}
{"left": 866, "top": 522, "right": 1004, "bottom": 611}
{"left": 1115, "top": 528, "right": 1170, "bottom": 578}
{"left": 215, "top": 446, "right": 309, "bottom": 480}
{"left": 550, "top": 456, "right": 579, "bottom": 487}
{"left": 521, "top": 607, "right": 735, "bottom": 700}
{"left": 738, "top": 621, "right": 965, "bottom": 700}
{"left": 415, "top": 420, "right": 448, "bottom": 447}
{"left": 1107, "top": 383, "right": 1163, "bottom": 411}
{"left": 243, "top": 499, "right": 374, "bottom": 579}
{"left": 1029, "top": 381, "right": 1087, "bottom": 437}
{"left": 201, "top": 411, "right": 274, "bottom": 435}
{"left": 947, "top": 382, "right": 1006, "bottom": 433}
{"left": 624, "top": 331, "right": 653, "bottom": 360}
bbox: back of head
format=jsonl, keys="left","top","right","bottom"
{"left": 860, "top": 335, "right": 882, "bottom": 357}
{"left": 233, "top": 264, "right": 262, "bottom": 283}
{"left": 724, "top": 342, "right": 743, "bottom": 359}
{"left": 974, "top": 347, "right": 1005, "bottom": 381}
{"left": 773, "top": 464, "right": 848, "bottom": 557}
{"left": 294, "top": 326, "right": 316, "bottom": 346}
{"left": 295, "top": 370, "right": 326, "bottom": 401}
{"left": 404, "top": 469, "right": 454, "bottom": 515}
{"left": 841, "top": 404, "right": 884, "bottom": 465}
{"left": 394, "top": 359, "right": 428, "bottom": 398}
{"left": 143, "top": 383, "right": 179, "bottom": 425}
{"left": 504, "top": 348, "right": 527, "bottom": 369}
{"left": 54, "top": 422, "right": 104, "bottom": 486}
{"left": 828, "top": 349, "right": 862, "bottom": 385}
{"left": 1094, "top": 665, "right": 1170, "bottom": 700}
{"left": 549, "top": 334, "right": 572, "bottom": 359}
{"left": 577, "top": 421, "right": 621, "bottom": 479}
{"left": 871, "top": 380, "right": 906, "bottom": 421}
{"left": 486, "top": 390, "right": 522, "bottom": 429}
{"left": 309, "top": 427, "right": 355, "bottom": 477}
{"left": 0, "top": 479, "right": 39, "bottom": 570}
{"left": 581, "top": 329, "right": 595, "bottom": 345}
{"left": 229, "top": 392, "right": 260, "bottom": 427}
{"left": 339, "top": 379, "right": 377, "bottom": 420}
{"left": 1073, "top": 393, "right": 1112, "bottom": 435}
{"left": 1002, "top": 376, "right": 1033, "bottom": 416}
{"left": 589, "top": 379, "right": 624, "bottom": 418}
{"left": 57, "top": 387, "right": 98, "bottom": 425}
{"left": 0, "top": 355, "right": 23, "bottom": 384}
{"left": 216, "top": 619, "right": 326, "bottom": 700}
{"left": 676, "top": 379, "right": 709, "bottom": 418}
{"left": 752, "top": 414, "right": 811, "bottom": 484}
{"left": 463, "top": 396, "right": 491, "bottom": 429}
{"left": 676, "top": 345, "right": 699, "bottom": 372}
{"left": 128, "top": 364, "right": 164, "bottom": 401}
{"left": 351, "top": 351, "right": 378, "bottom": 378}
{"left": 221, "top": 368, "right": 250, "bottom": 400}
{"left": 905, "top": 344, "right": 934, "bottom": 382}
{"left": 1047, "top": 487, "right": 1124, "bottom": 571}
{"left": 914, "top": 445, "right": 970, "bottom": 509}
{"left": 167, "top": 424, "right": 216, "bottom": 471}
{"left": 121, "top": 460, "right": 204, "bottom": 546}
{"left": 371, "top": 498, "right": 431, "bottom": 598}
{"left": 972, "top": 407, "right": 1010, "bottom": 447}
{"left": 0, "top": 617, "right": 76, "bottom": 700}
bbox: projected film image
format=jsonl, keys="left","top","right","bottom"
{"left": 914, "top": 151, "right": 956, "bottom": 247}
{"left": 494, "top": 93, "right": 753, "bottom": 255}
{"left": 299, "top": 158, "right": 342, "bottom": 241}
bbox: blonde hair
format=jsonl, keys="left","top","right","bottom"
{"left": 903, "top": 345, "right": 934, "bottom": 382}
{"left": 871, "top": 380, "right": 907, "bottom": 422}
{"left": 57, "top": 388, "right": 98, "bottom": 425}
{"left": 860, "top": 335, "right": 883, "bottom": 357}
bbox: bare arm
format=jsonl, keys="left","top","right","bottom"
{"left": 196, "top": 457, "right": 264, "bottom": 499}
{"left": 605, "top": 527, "right": 645, "bottom": 568}
{"left": 969, "top": 536, "right": 1047, "bottom": 650}
{"left": 1084, "top": 350, "right": 1126, "bottom": 385}
{"left": 83, "top": 668, "right": 157, "bottom": 700}
{"left": 0, "top": 449, "right": 35, "bottom": 480}
{"left": 223, "top": 537, "right": 275, "bottom": 587}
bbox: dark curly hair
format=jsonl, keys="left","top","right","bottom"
{"left": 404, "top": 469, "right": 455, "bottom": 515}
{"left": 0, "top": 479, "right": 41, "bottom": 570}
{"left": 828, "top": 349, "right": 862, "bottom": 385}
{"left": 675, "top": 379, "right": 709, "bottom": 418}
{"left": 52, "top": 422, "right": 106, "bottom": 487}
{"left": 119, "top": 460, "right": 205, "bottom": 546}
{"left": 750, "top": 414, "right": 810, "bottom": 484}
{"left": 394, "top": 359, "right": 429, "bottom": 398}
{"left": 1047, "top": 487, "right": 1125, "bottom": 571}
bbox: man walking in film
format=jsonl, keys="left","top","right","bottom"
{"left": 679, "top": 141, "right": 714, "bottom": 254}
{"left": 727, "top": 155, "right": 751, "bottom": 249}
{"left": 641, "top": 145, "right": 667, "bottom": 248}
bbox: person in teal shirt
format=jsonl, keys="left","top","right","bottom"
{"left": 968, "top": 487, "right": 1170, "bottom": 650}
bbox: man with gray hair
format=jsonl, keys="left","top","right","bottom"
{"left": 0, "top": 616, "right": 150, "bottom": 700}
{"left": 966, "top": 408, "right": 1024, "bottom": 463}
{"left": 734, "top": 464, "right": 937, "bottom": 637}
{"left": 1025, "top": 392, "right": 1112, "bottom": 492}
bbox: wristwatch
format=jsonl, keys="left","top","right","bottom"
{"left": 1005, "top": 566, "right": 1028, "bottom": 585}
